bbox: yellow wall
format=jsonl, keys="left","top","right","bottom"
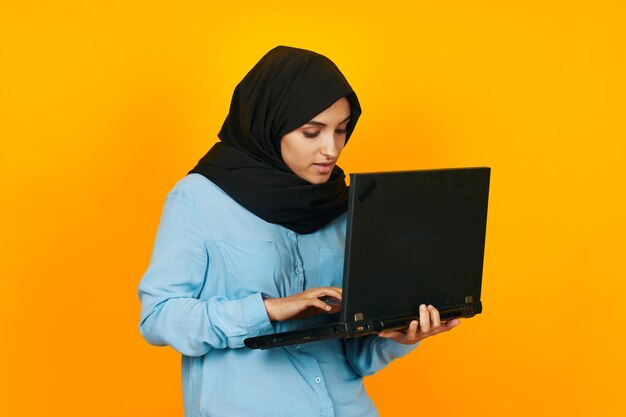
{"left": 1, "top": 1, "right": 624, "bottom": 416}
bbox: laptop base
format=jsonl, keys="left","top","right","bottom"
{"left": 244, "top": 301, "right": 482, "bottom": 349}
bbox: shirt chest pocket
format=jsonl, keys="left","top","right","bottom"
{"left": 316, "top": 248, "right": 344, "bottom": 288}
{"left": 215, "top": 240, "right": 284, "bottom": 298}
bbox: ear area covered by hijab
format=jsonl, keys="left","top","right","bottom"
{"left": 188, "top": 45, "right": 362, "bottom": 234}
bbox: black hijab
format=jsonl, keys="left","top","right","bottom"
{"left": 188, "top": 46, "right": 361, "bottom": 234}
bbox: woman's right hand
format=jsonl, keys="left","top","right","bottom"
{"left": 263, "top": 287, "right": 342, "bottom": 321}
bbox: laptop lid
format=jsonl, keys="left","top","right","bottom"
{"left": 341, "top": 167, "right": 490, "bottom": 324}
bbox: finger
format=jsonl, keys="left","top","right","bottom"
{"left": 305, "top": 298, "right": 334, "bottom": 312}
{"left": 444, "top": 318, "right": 461, "bottom": 331}
{"left": 378, "top": 330, "right": 403, "bottom": 339}
{"left": 428, "top": 305, "right": 441, "bottom": 330}
{"left": 312, "top": 286, "right": 343, "bottom": 301}
{"left": 319, "top": 295, "right": 341, "bottom": 304}
{"left": 418, "top": 304, "right": 430, "bottom": 333}
{"left": 326, "top": 303, "right": 342, "bottom": 314}
{"left": 312, "top": 286, "right": 343, "bottom": 297}
{"left": 405, "top": 320, "right": 419, "bottom": 342}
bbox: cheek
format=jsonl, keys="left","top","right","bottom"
{"left": 285, "top": 142, "right": 302, "bottom": 161}
{"left": 281, "top": 137, "right": 308, "bottom": 170}
{"left": 337, "top": 138, "right": 347, "bottom": 154}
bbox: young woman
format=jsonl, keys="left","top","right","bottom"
{"left": 138, "top": 45, "right": 459, "bottom": 417}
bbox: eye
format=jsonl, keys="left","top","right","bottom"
{"left": 303, "top": 131, "right": 320, "bottom": 138}
{"left": 335, "top": 128, "right": 347, "bottom": 135}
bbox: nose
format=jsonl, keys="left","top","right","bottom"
{"left": 320, "top": 132, "right": 339, "bottom": 159}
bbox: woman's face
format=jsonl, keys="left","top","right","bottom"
{"left": 280, "top": 97, "right": 351, "bottom": 184}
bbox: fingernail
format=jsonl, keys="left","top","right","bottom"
{"left": 420, "top": 304, "right": 426, "bottom": 311}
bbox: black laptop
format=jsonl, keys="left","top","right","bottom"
{"left": 244, "top": 167, "right": 490, "bottom": 349}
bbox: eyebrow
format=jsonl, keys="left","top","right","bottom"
{"left": 304, "top": 115, "right": 351, "bottom": 127}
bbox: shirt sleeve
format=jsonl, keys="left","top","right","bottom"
{"left": 343, "top": 335, "right": 420, "bottom": 376}
{"left": 138, "top": 181, "right": 274, "bottom": 357}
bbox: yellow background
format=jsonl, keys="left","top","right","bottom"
{"left": 1, "top": 1, "right": 625, "bottom": 416}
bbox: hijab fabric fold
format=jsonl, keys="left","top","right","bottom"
{"left": 189, "top": 45, "right": 361, "bottom": 234}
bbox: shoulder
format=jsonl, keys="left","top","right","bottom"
{"left": 169, "top": 173, "right": 223, "bottom": 196}
{"left": 166, "top": 173, "right": 268, "bottom": 233}
{"left": 160, "top": 174, "right": 239, "bottom": 220}
{"left": 165, "top": 173, "right": 234, "bottom": 207}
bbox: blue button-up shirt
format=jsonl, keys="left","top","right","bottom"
{"left": 138, "top": 174, "right": 418, "bottom": 417}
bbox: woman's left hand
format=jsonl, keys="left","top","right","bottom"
{"left": 377, "top": 304, "right": 460, "bottom": 345}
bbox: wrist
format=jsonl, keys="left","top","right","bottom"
{"left": 263, "top": 297, "right": 276, "bottom": 321}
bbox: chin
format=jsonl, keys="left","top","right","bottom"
{"left": 302, "top": 175, "right": 330, "bottom": 185}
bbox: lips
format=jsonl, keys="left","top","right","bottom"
{"left": 313, "top": 162, "right": 334, "bottom": 174}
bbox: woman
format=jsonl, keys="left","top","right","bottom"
{"left": 138, "top": 45, "right": 459, "bottom": 417}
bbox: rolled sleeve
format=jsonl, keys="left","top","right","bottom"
{"left": 209, "top": 292, "right": 274, "bottom": 348}
{"left": 344, "top": 335, "right": 420, "bottom": 376}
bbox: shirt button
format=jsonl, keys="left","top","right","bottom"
{"left": 295, "top": 267, "right": 302, "bottom": 274}
{"left": 315, "top": 377, "right": 322, "bottom": 384}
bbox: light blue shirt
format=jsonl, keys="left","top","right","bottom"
{"left": 138, "top": 173, "right": 418, "bottom": 417}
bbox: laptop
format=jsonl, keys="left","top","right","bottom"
{"left": 244, "top": 167, "right": 490, "bottom": 349}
